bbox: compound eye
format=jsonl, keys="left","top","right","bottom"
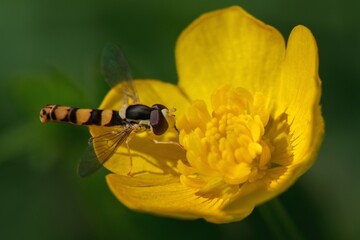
{"left": 150, "top": 109, "right": 168, "bottom": 135}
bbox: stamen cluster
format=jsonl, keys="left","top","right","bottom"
{"left": 178, "top": 85, "right": 276, "bottom": 197}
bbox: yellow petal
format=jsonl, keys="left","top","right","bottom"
{"left": 89, "top": 80, "right": 189, "bottom": 175}
{"left": 176, "top": 6, "right": 285, "bottom": 106}
{"left": 275, "top": 26, "right": 324, "bottom": 173}
{"left": 107, "top": 173, "right": 254, "bottom": 223}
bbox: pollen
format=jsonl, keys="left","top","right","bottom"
{"left": 178, "top": 85, "right": 292, "bottom": 197}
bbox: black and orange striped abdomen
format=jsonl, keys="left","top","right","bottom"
{"left": 39, "top": 104, "right": 125, "bottom": 126}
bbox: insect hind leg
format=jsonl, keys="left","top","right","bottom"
{"left": 151, "top": 139, "right": 185, "bottom": 150}
{"left": 125, "top": 133, "right": 136, "bottom": 176}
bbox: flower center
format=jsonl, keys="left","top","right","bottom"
{"left": 177, "top": 85, "right": 291, "bottom": 197}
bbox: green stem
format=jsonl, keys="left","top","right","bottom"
{"left": 258, "top": 198, "right": 304, "bottom": 240}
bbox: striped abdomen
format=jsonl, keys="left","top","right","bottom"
{"left": 39, "top": 104, "right": 126, "bottom": 126}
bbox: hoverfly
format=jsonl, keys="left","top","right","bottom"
{"left": 39, "top": 44, "right": 179, "bottom": 177}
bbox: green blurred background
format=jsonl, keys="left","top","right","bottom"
{"left": 0, "top": 0, "right": 359, "bottom": 239}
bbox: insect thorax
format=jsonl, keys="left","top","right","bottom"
{"left": 125, "top": 104, "right": 152, "bottom": 120}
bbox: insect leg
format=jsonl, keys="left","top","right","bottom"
{"left": 151, "top": 139, "right": 185, "bottom": 150}
{"left": 125, "top": 133, "right": 136, "bottom": 176}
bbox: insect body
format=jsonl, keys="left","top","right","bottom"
{"left": 40, "top": 103, "right": 172, "bottom": 135}
{"left": 39, "top": 44, "right": 177, "bottom": 177}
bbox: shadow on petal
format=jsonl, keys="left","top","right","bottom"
{"left": 103, "top": 133, "right": 186, "bottom": 177}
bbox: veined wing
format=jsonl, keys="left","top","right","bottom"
{"left": 101, "top": 43, "right": 139, "bottom": 103}
{"left": 78, "top": 127, "right": 133, "bottom": 177}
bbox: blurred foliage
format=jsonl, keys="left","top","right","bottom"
{"left": 0, "top": 0, "right": 359, "bottom": 239}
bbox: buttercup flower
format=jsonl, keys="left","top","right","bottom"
{"left": 90, "top": 6, "right": 324, "bottom": 223}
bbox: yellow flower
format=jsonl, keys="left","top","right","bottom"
{"left": 90, "top": 6, "right": 324, "bottom": 223}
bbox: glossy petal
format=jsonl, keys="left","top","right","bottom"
{"left": 275, "top": 26, "right": 324, "bottom": 176}
{"left": 176, "top": 6, "right": 285, "bottom": 106}
{"left": 107, "top": 173, "right": 253, "bottom": 223}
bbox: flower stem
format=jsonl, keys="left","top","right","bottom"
{"left": 258, "top": 198, "right": 304, "bottom": 240}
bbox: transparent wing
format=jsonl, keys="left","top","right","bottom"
{"left": 78, "top": 127, "right": 133, "bottom": 177}
{"left": 101, "top": 43, "right": 139, "bottom": 103}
